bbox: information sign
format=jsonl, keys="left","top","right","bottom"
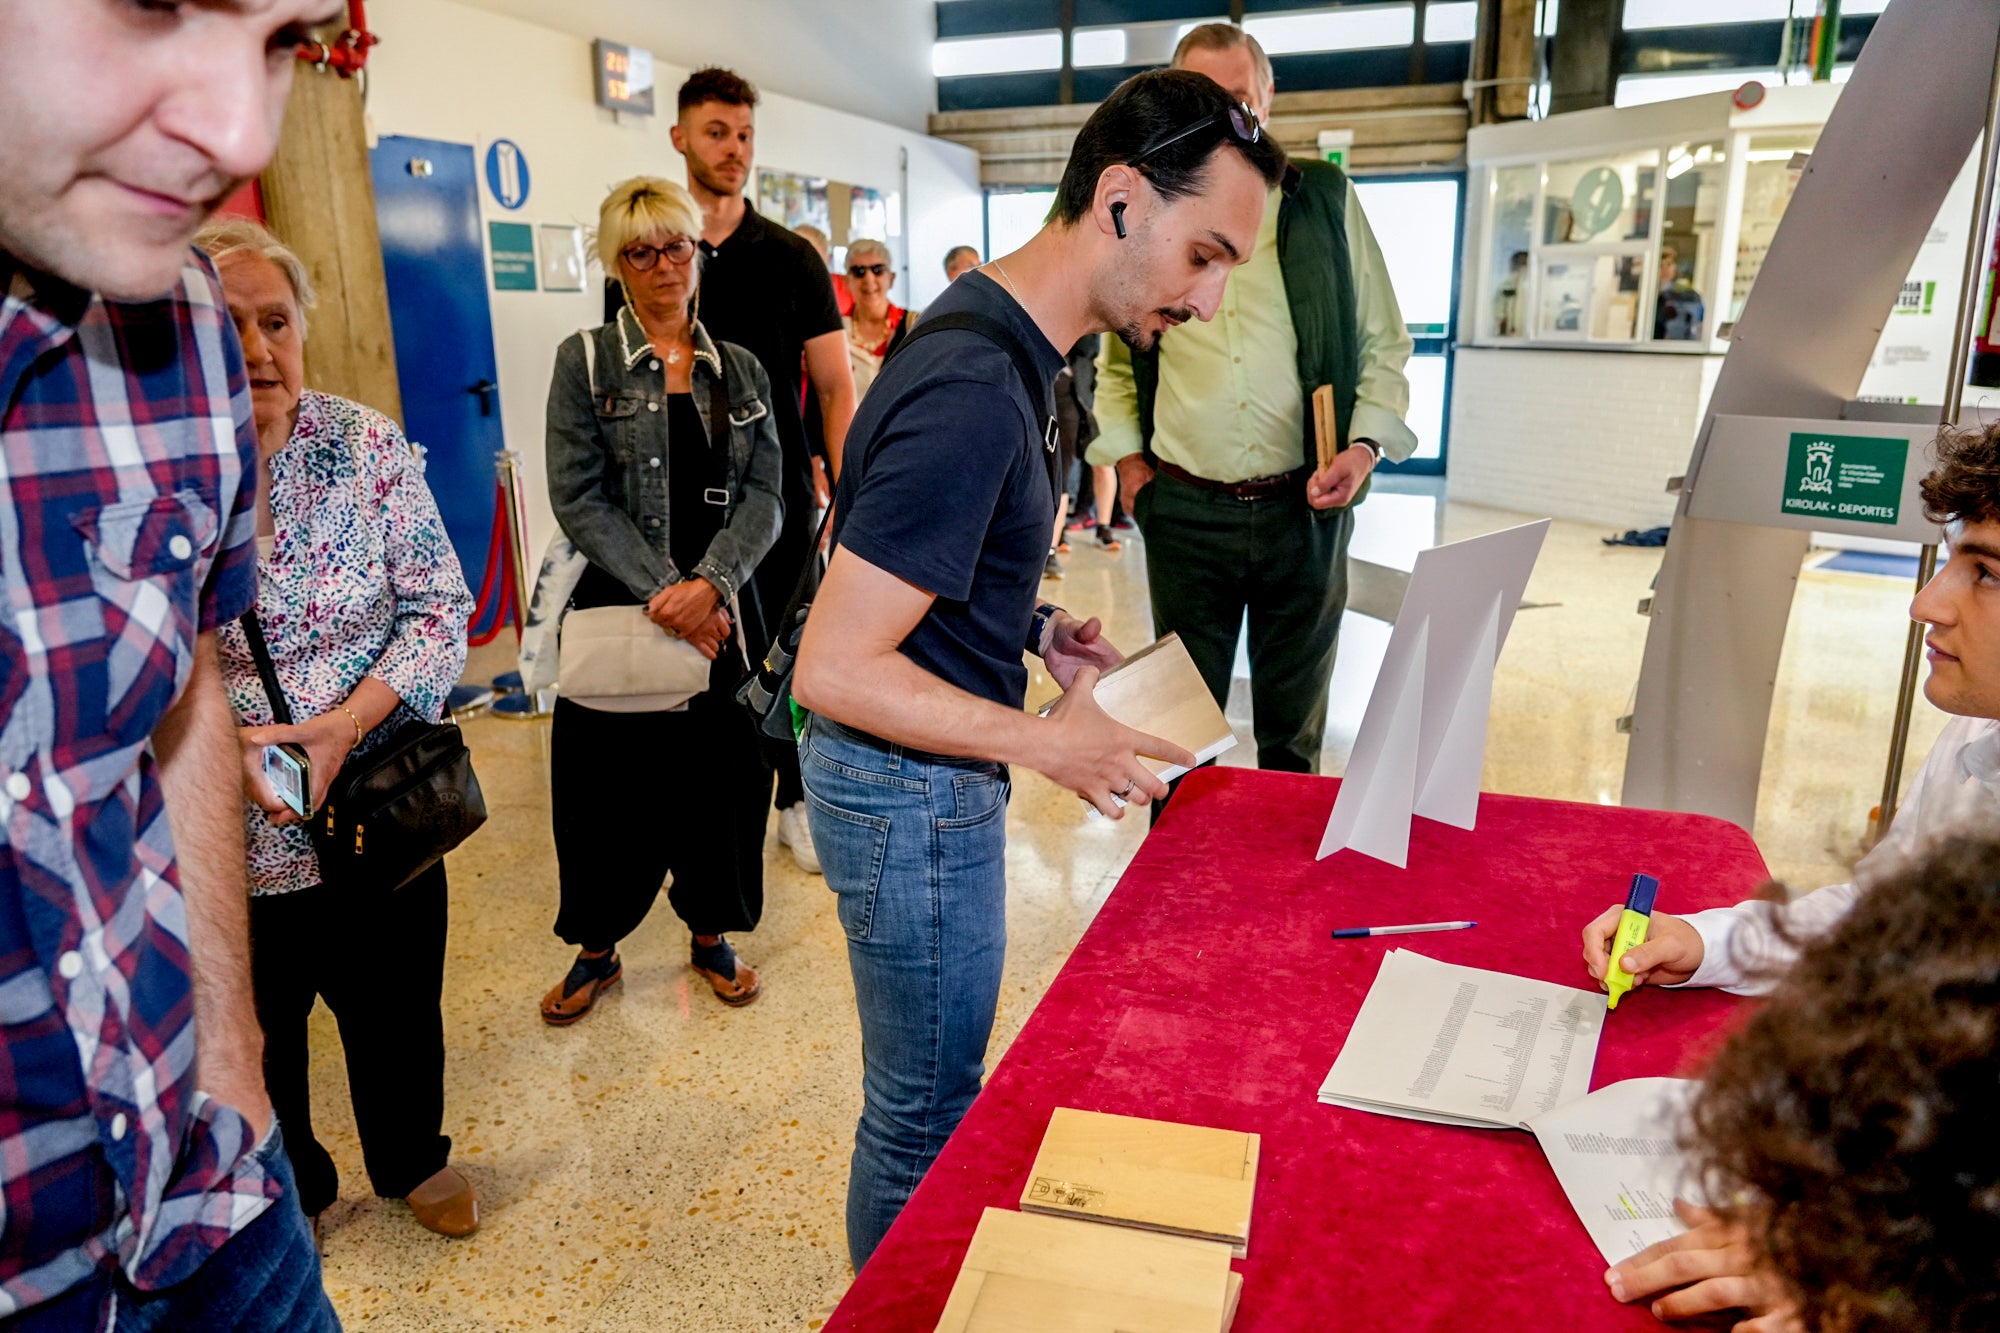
{"left": 488, "top": 221, "right": 537, "bottom": 292}
{"left": 484, "top": 139, "right": 530, "bottom": 210}
{"left": 1780, "top": 431, "right": 1907, "bottom": 525}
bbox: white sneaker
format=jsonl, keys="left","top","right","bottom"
{"left": 777, "top": 804, "right": 822, "bottom": 874}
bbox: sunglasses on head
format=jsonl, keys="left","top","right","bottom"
{"left": 1127, "top": 102, "right": 1263, "bottom": 169}
{"left": 622, "top": 238, "right": 697, "bottom": 271}
{"left": 847, "top": 262, "right": 889, "bottom": 278}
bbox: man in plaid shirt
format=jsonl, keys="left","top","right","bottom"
{"left": 0, "top": 2, "right": 345, "bottom": 1328}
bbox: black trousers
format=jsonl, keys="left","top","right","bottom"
{"left": 249, "top": 862, "right": 451, "bottom": 1218}
{"left": 1137, "top": 470, "right": 1353, "bottom": 773}
{"left": 551, "top": 681, "right": 772, "bottom": 951}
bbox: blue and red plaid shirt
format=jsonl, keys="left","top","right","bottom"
{"left": 0, "top": 253, "right": 277, "bottom": 1324}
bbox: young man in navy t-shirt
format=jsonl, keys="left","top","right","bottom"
{"left": 791, "top": 69, "right": 1287, "bottom": 1269}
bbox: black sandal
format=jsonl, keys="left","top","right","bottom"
{"left": 540, "top": 950, "right": 622, "bottom": 1025}
{"left": 689, "top": 937, "right": 762, "bottom": 1006}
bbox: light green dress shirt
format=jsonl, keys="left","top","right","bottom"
{"left": 1089, "top": 182, "right": 1417, "bottom": 482}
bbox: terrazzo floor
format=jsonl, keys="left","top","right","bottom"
{"left": 304, "top": 486, "right": 1945, "bottom": 1330}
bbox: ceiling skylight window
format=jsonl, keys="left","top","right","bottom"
{"left": 1624, "top": 0, "right": 1887, "bottom": 29}
{"left": 1424, "top": 2, "right": 1479, "bottom": 43}
{"left": 1242, "top": 5, "right": 1417, "bottom": 56}
{"left": 1071, "top": 27, "right": 1129, "bottom": 68}
{"left": 932, "top": 31, "right": 1062, "bottom": 78}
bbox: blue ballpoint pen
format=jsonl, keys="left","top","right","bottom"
{"left": 1331, "top": 920, "right": 1477, "bottom": 939}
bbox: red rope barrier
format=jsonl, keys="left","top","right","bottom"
{"left": 467, "top": 481, "right": 521, "bottom": 648}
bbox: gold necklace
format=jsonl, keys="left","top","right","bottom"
{"left": 990, "top": 259, "right": 1035, "bottom": 326}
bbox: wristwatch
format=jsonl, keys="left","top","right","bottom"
{"left": 1028, "top": 602, "right": 1064, "bottom": 658}
{"left": 1351, "top": 438, "right": 1381, "bottom": 464}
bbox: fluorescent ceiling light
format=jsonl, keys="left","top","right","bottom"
{"left": 933, "top": 31, "right": 1061, "bottom": 78}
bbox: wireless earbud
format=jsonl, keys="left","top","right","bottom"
{"left": 1110, "top": 201, "right": 1128, "bottom": 240}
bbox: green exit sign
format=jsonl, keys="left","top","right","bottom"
{"left": 1317, "top": 129, "right": 1353, "bottom": 171}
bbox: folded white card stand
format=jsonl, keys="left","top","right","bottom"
{"left": 1318, "top": 520, "right": 1551, "bottom": 868}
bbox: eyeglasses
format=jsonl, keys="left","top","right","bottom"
{"left": 622, "top": 238, "right": 697, "bottom": 271}
{"left": 1127, "top": 103, "right": 1262, "bottom": 170}
{"left": 847, "top": 263, "right": 889, "bottom": 278}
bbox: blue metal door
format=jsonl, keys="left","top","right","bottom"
{"left": 369, "top": 136, "right": 503, "bottom": 583}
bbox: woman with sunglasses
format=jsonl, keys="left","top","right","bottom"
{"left": 538, "top": 176, "right": 786, "bottom": 1024}
{"left": 841, "top": 238, "right": 917, "bottom": 401}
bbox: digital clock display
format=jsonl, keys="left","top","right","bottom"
{"left": 593, "top": 39, "right": 656, "bottom": 116}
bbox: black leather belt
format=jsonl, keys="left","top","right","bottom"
{"left": 1156, "top": 458, "right": 1306, "bottom": 500}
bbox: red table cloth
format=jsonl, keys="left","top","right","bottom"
{"left": 826, "top": 767, "right": 1771, "bottom": 1331}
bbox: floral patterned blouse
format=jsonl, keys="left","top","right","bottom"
{"left": 217, "top": 390, "right": 474, "bottom": 896}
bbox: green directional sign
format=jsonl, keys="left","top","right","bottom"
{"left": 1570, "top": 167, "right": 1624, "bottom": 238}
{"left": 1781, "top": 431, "right": 1906, "bottom": 526}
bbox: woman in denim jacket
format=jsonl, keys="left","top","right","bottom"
{"left": 540, "top": 177, "right": 785, "bottom": 1023}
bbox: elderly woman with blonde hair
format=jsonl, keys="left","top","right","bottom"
{"left": 537, "top": 175, "right": 786, "bottom": 1024}
{"left": 841, "top": 238, "right": 917, "bottom": 400}
{"left": 195, "top": 216, "right": 478, "bottom": 1240}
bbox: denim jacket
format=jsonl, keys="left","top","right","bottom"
{"left": 544, "top": 306, "right": 785, "bottom": 607}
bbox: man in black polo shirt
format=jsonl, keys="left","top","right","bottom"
{"left": 673, "top": 67, "right": 858, "bottom": 875}
{"left": 791, "top": 69, "right": 1286, "bottom": 1269}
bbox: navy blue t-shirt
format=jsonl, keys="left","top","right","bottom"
{"left": 831, "top": 270, "right": 1064, "bottom": 709}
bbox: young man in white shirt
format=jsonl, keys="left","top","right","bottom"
{"left": 1577, "top": 422, "right": 2000, "bottom": 1327}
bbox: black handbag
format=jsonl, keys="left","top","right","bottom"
{"left": 736, "top": 311, "right": 1060, "bottom": 741}
{"left": 241, "top": 609, "right": 487, "bottom": 891}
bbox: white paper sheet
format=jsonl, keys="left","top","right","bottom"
{"left": 1526, "top": 1077, "right": 1703, "bottom": 1264}
{"left": 1318, "top": 950, "right": 1603, "bottom": 1128}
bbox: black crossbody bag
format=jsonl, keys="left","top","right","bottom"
{"left": 737, "top": 310, "right": 1061, "bottom": 740}
{"left": 242, "top": 609, "right": 488, "bottom": 891}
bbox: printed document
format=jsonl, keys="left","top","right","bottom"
{"left": 1318, "top": 950, "right": 1602, "bottom": 1128}
{"left": 1526, "top": 1078, "right": 1703, "bottom": 1264}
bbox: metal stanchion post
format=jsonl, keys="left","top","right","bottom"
{"left": 1872, "top": 38, "right": 2000, "bottom": 841}
{"left": 489, "top": 449, "right": 547, "bottom": 719}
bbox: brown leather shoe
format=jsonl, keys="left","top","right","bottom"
{"left": 540, "top": 950, "right": 621, "bottom": 1025}
{"left": 689, "top": 937, "right": 761, "bottom": 1006}
{"left": 406, "top": 1166, "right": 479, "bottom": 1237}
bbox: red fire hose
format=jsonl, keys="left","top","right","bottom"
{"left": 296, "top": 0, "right": 378, "bottom": 79}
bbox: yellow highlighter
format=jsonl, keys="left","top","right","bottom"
{"left": 1604, "top": 873, "right": 1660, "bottom": 1010}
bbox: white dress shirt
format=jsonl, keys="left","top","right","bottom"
{"left": 1678, "top": 714, "right": 2000, "bottom": 994}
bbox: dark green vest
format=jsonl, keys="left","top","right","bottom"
{"left": 1130, "top": 158, "right": 1366, "bottom": 501}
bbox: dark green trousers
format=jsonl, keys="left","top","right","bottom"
{"left": 1136, "top": 469, "right": 1353, "bottom": 774}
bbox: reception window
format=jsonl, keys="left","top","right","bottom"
{"left": 1470, "top": 114, "right": 1825, "bottom": 353}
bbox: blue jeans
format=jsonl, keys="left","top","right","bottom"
{"left": 6, "top": 1124, "right": 341, "bottom": 1332}
{"left": 801, "top": 716, "right": 1011, "bottom": 1271}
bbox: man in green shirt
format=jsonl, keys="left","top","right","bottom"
{"left": 1091, "top": 22, "right": 1416, "bottom": 775}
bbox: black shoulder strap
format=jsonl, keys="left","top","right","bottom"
{"left": 240, "top": 609, "right": 296, "bottom": 727}
{"left": 891, "top": 310, "right": 1061, "bottom": 517}
{"left": 782, "top": 307, "right": 1063, "bottom": 626}
{"left": 895, "top": 311, "right": 1053, "bottom": 435}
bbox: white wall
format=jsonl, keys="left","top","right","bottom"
{"left": 1447, "top": 348, "right": 1724, "bottom": 532}
{"left": 364, "top": 0, "right": 983, "bottom": 563}
{"left": 451, "top": 0, "right": 939, "bottom": 133}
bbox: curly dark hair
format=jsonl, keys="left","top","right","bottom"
{"left": 1685, "top": 835, "right": 2000, "bottom": 1333}
{"left": 1920, "top": 418, "right": 2000, "bottom": 526}
{"left": 677, "top": 67, "right": 757, "bottom": 115}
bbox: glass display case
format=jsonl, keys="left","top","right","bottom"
{"left": 1465, "top": 89, "right": 1846, "bottom": 354}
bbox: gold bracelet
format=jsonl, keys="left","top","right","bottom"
{"left": 339, "top": 705, "right": 364, "bottom": 748}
